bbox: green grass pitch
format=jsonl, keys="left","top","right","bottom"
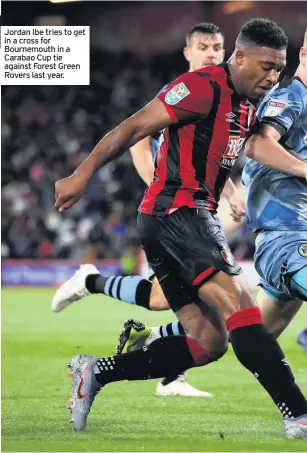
{"left": 2, "top": 288, "right": 307, "bottom": 452}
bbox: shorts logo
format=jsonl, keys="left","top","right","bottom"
{"left": 264, "top": 99, "right": 287, "bottom": 117}
{"left": 165, "top": 82, "right": 190, "bottom": 105}
{"left": 298, "top": 243, "right": 307, "bottom": 257}
{"left": 221, "top": 248, "right": 235, "bottom": 266}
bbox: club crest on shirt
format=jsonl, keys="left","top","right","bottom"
{"left": 165, "top": 82, "right": 190, "bottom": 105}
{"left": 298, "top": 243, "right": 307, "bottom": 257}
{"left": 264, "top": 99, "right": 287, "bottom": 117}
{"left": 221, "top": 248, "right": 235, "bottom": 266}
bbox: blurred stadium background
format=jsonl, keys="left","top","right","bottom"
{"left": 2, "top": 0, "right": 307, "bottom": 288}
{"left": 2, "top": 3, "right": 307, "bottom": 452}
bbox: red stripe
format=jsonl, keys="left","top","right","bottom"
{"left": 193, "top": 266, "right": 216, "bottom": 286}
{"left": 162, "top": 103, "right": 178, "bottom": 122}
{"left": 186, "top": 337, "right": 213, "bottom": 366}
{"left": 170, "top": 125, "right": 199, "bottom": 210}
{"left": 204, "top": 80, "right": 232, "bottom": 202}
{"left": 226, "top": 307, "right": 263, "bottom": 333}
{"left": 139, "top": 129, "right": 169, "bottom": 214}
{"left": 239, "top": 103, "right": 248, "bottom": 133}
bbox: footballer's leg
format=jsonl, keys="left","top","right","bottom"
{"left": 116, "top": 275, "right": 213, "bottom": 397}
{"left": 149, "top": 276, "right": 170, "bottom": 310}
{"left": 68, "top": 299, "right": 227, "bottom": 431}
{"left": 159, "top": 208, "right": 307, "bottom": 437}
{"left": 256, "top": 287, "right": 303, "bottom": 338}
{"left": 52, "top": 264, "right": 154, "bottom": 312}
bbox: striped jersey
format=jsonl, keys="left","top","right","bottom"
{"left": 139, "top": 63, "right": 255, "bottom": 215}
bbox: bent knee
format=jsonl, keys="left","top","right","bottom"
{"left": 186, "top": 331, "right": 228, "bottom": 363}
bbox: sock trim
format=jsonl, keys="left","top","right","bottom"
{"left": 186, "top": 337, "right": 212, "bottom": 366}
{"left": 226, "top": 306, "right": 263, "bottom": 333}
{"left": 117, "top": 277, "right": 123, "bottom": 300}
{"left": 172, "top": 321, "right": 181, "bottom": 336}
{"left": 104, "top": 276, "right": 113, "bottom": 296}
{"left": 166, "top": 323, "right": 173, "bottom": 336}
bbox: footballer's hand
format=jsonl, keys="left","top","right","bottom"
{"left": 55, "top": 174, "right": 88, "bottom": 212}
{"left": 229, "top": 196, "right": 246, "bottom": 222}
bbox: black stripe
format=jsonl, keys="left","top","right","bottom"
{"left": 108, "top": 277, "right": 116, "bottom": 298}
{"left": 213, "top": 91, "right": 241, "bottom": 203}
{"left": 192, "top": 81, "right": 221, "bottom": 205}
{"left": 116, "top": 277, "right": 124, "bottom": 300}
{"left": 153, "top": 124, "right": 182, "bottom": 213}
{"left": 166, "top": 323, "right": 174, "bottom": 336}
{"left": 178, "top": 323, "right": 185, "bottom": 335}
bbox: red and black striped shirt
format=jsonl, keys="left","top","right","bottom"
{"left": 139, "top": 63, "right": 256, "bottom": 216}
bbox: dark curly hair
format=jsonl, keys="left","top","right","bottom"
{"left": 236, "top": 18, "right": 288, "bottom": 50}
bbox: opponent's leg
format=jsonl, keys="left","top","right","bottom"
{"left": 289, "top": 266, "right": 307, "bottom": 301}
{"left": 52, "top": 264, "right": 153, "bottom": 312}
{"left": 288, "top": 266, "right": 307, "bottom": 351}
{"left": 256, "top": 287, "right": 302, "bottom": 338}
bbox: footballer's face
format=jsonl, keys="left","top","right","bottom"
{"left": 184, "top": 32, "right": 225, "bottom": 71}
{"left": 236, "top": 46, "right": 286, "bottom": 100}
{"left": 299, "top": 46, "right": 307, "bottom": 68}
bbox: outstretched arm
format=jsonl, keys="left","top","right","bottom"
{"left": 54, "top": 71, "right": 213, "bottom": 212}
{"left": 245, "top": 124, "right": 307, "bottom": 178}
{"left": 55, "top": 99, "right": 175, "bottom": 212}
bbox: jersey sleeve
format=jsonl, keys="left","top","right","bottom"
{"left": 157, "top": 72, "right": 214, "bottom": 121}
{"left": 257, "top": 88, "right": 303, "bottom": 137}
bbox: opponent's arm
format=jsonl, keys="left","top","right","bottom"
{"left": 130, "top": 136, "right": 155, "bottom": 187}
{"left": 245, "top": 124, "right": 307, "bottom": 179}
{"left": 222, "top": 179, "right": 246, "bottom": 222}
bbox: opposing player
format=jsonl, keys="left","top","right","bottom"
{"left": 298, "top": 329, "right": 307, "bottom": 351}
{"left": 242, "top": 31, "right": 307, "bottom": 346}
{"left": 55, "top": 19, "right": 307, "bottom": 437}
{"left": 52, "top": 23, "right": 237, "bottom": 397}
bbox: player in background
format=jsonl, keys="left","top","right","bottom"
{"left": 55, "top": 19, "right": 307, "bottom": 437}
{"left": 52, "top": 23, "right": 243, "bottom": 397}
{"left": 298, "top": 329, "right": 307, "bottom": 350}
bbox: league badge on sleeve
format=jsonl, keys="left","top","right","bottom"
{"left": 165, "top": 82, "right": 190, "bottom": 105}
{"left": 264, "top": 99, "right": 287, "bottom": 117}
{"left": 298, "top": 243, "right": 307, "bottom": 257}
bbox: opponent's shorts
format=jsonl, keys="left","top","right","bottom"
{"left": 137, "top": 207, "right": 242, "bottom": 312}
{"left": 254, "top": 230, "right": 307, "bottom": 302}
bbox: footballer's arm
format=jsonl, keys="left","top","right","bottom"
{"left": 55, "top": 99, "right": 200, "bottom": 212}
{"left": 245, "top": 123, "right": 307, "bottom": 179}
{"left": 130, "top": 136, "right": 155, "bottom": 187}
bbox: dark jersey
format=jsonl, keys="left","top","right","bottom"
{"left": 139, "top": 63, "right": 256, "bottom": 215}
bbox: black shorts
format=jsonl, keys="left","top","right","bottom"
{"left": 137, "top": 207, "right": 242, "bottom": 312}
